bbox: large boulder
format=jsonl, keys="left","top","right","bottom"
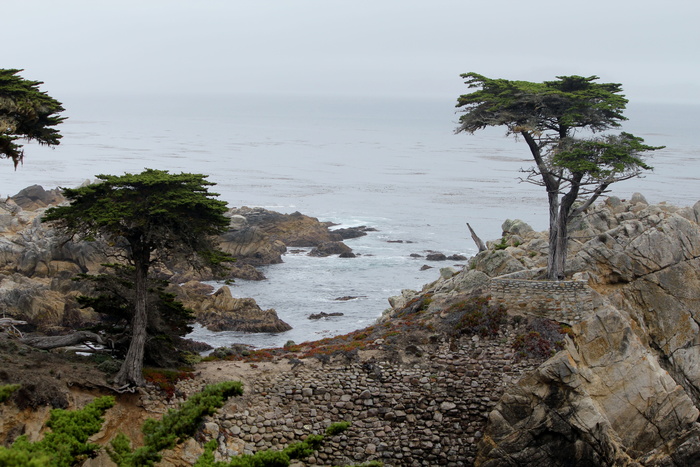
{"left": 187, "top": 286, "right": 291, "bottom": 333}
{"left": 217, "top": 226, "right": 285, "bottom": 266}
{"left": 308, "top": 241, "right": 353, "bottom": 257}
{"left": 470, "top": 249, "right": 526, "bottom": 277}
{"left": 9, "top": 185, "right": 65, "bottom": 211}
{"left": 229, "top": 207, "right": 341, "bottom": 247}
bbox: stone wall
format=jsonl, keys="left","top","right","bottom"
{"left": 156, "top": 335, "right": 540, "bottom": 467}
{"left": 489, "top": 269, "right": 594, "bottom": 323}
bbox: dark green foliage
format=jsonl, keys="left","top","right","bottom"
{"left": 43, "top": 169, "right": 234, "bottom": 387}
{"left": 493, "top": 237, "right": 509, "bottom": 250}
{"left": 455, "top": 73, "right": 663, "bottom": 280}
{"left": 325, "top": 421, "right": 351, "bottom": 436}
{"left": 449, "top": 296, "right": 507, "bottom": 337}
{"left": 42, "top": 169, "right": 231, "bottom": 257}
{"left": 0, "top": 396, "right": 114, "bottom": 466}
{"left": 0, "top": 383, "right": 20, "bottom": 403}
{"left": 193, "top": 423, "right": 347, "bottom": 467}
{"left": 0, "top": 448, "right": 51, "bottom": 466}
{"left": 0, "top": 69, "right": 65, "bottom": 168}
{"left": 553, "top": 132, "right": 656, "bottom": 176}
{"left": 109, "top": 381, "right": 243, "bottom": 466}
{"left": 76, "top": 263, "right": 195, "bottom": 367}
{"left": 456, "top": 74, "right": 629, "bottom": 136}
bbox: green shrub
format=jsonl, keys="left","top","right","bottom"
{"left": 1, "top": 396, "right": 114, "bottom": 467}
{"left": 0, "top": 383, "right": 20, "bottom": 403}
{"left": 109, "top": 381, "right": 243, "bottom": 467}
{"left": 325, "top": 421, "right": 350, "bottom": 436}
{"left": 194, "top": 423, "right": 349, "bottom": 466}
{"left": 493, "top": 237, "right": 509, "bottom": 250}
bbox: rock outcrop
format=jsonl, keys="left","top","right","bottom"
{"left": 382, "top": 194, "right": 700, "bottom": 466}
{"left": 227, "top": 207, "right": 348, "bottom": 247}
{"left": 0, "top": 186, "right": 356, "bottom": 335}
{"left": 184, "top": 286, "right": 291, "bottom": 333}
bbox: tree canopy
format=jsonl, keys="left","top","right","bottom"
{"left": 456, "top": 73, "right": 663, "bottom": 280}
{"left": 0, "top": 69, "right": 65, "bottom": 168}
{"left": 43, "top": 169, "right": 233, "bottom": 387}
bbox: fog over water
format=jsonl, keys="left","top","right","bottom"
{"left": 7, "top": 95, "right": 699, "bottom": 348}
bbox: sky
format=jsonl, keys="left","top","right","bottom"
{"left": 2, "top": 0, "right": 700, "bottom": 104}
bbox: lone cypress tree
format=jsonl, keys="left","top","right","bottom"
{"left": 44, "top": 169, "right": 232, "bottom": 387}
{"left": 0, "top": 69, "right": 65, "bottom": 168}
{"left": 455, "top": 73, "right": 663, "bottom": 280}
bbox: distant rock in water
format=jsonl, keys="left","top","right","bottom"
{"left": 308, "top": 241, "right": 354, "bottom": 257}
{"left": 308, "top": 312, "right": 344, "bottom": 320}
{"left": 330, "top": 225, "right": 376, "bottom": 240}
{"left": 425, "top": 252, "right": 447, "bottom": 261}
{"left": 229, "top": 207, "right": 343, "bottom": 247}
{"left": 334, "top": 295, "right": 366, "bottom": 301}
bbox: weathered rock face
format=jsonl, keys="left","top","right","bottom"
{"left": 228, "top": 207, "right": 342, "bottom": 247}
{"left": 217, "top": 226, "right": 286, "bottom": 266}
{"left": 477, "top": 306, "right": 700, "bottom": 466}
{"left": 9, "top": 185, "right": 65, "bottom": 211}
{"left": 185, "top": 286, "right": 291, "bottom": 333}
{"left": 384, "top": 194, "right": 700, "bottom": 465}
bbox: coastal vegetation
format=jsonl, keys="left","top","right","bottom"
{"left": 0, "top": 69, "right": 65, "bottom": 168}
{"left": 75, "top": 263, "right": 199, "bottom": 369}
{"left": 43, "top": 169, "right": 234, "bottom": 388}
{"left": 0, "top": 393, "right": 115, "bottom": 466}
{"left": 455, "top": 73, "right": 663, "bottom": 280}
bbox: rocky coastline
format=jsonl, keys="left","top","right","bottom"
{"left": 3, "top": 187, "right": 700, "bottom": 465}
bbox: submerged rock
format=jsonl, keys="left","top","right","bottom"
{"left": 307, "top": 241, "right": 353, "bottom": 257}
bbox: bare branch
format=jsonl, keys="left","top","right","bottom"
{"left": 467, "top": 223, "right": 487, "bottom": 252}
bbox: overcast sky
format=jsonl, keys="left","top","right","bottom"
{"left": 3, "top": 0, "right": 699, "bottom": 104}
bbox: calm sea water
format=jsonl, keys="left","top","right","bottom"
{"left": 6, "top": 94, "right": 699, "bottom": 348}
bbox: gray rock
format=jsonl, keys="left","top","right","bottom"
{"left": 501, "top": 219, "right": 533, "bottom": 236}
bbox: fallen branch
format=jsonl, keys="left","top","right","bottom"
{"left": 467, "top": 223, "right": 487, "bottom": 252}
{"left": 21, "top": 331, "right": 105, "bottom": 350}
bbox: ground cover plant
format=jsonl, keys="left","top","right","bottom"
{"left": 108, "top": 381, "right": 243, "bottom": 466}
{"left": 192, "top": 421, "right": 353, "bottom": 467}
{"left": 512, "top": 317, "right": 572, "bottom": 360}
{"left": 0, "top": 393, "right": 115, "bottom": 466}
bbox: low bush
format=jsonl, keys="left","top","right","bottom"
{"left": 0, "top": 395, "right": 115, "bottom": 466}
{"left": 0, "top": 383, "right": 20, "bottom": 403}
{"left": 109, "top": 381, "right": 244, "bottom": 466}
{"left": 513, "top": 318, "right": 569, "bottom": 359}
{"left": 448, "top": 295, "right": 507, "bottom": 338}
{"left": 194, "top": 422, "right": 348, "bottom": 466}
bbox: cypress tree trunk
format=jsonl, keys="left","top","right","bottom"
{"left": 546, "top": 191, "right": 564, "bottom": 280}
{"left": 114, "top": 242, "right": 149, "bottom": 387}
{"left": 547, "top": 177, "right": 582, "bottom": 281}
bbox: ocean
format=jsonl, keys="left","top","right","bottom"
{"left": 6, "top": 94, "right": 699, "bottom": 349}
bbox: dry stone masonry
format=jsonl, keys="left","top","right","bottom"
{"left": 151, "top": 336, "right": 540, "bottom": 466}
{"left": 488, "top": 268, "right": 594, "bottom": 324}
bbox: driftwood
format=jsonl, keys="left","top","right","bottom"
{"left": 20, "top": 331, "right": 105, "bottom": 350}
{"left": 467, "top": 223, "right": 487, "bottom": 252}
{"left": 0, "top": 318, "right": 28, "bottom": 338}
